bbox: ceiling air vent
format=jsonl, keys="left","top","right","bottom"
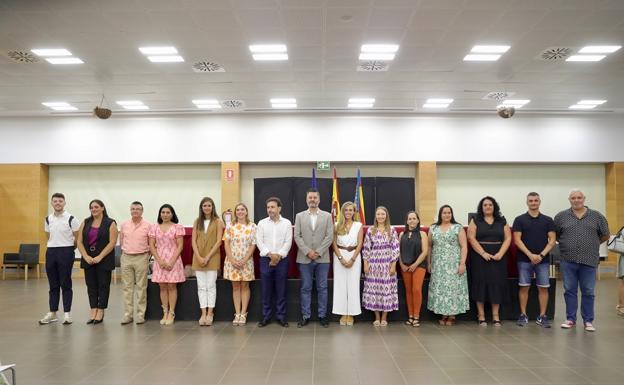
{"left": 482, "top": 91, "right": 514, "bottom": 101}
{"left": 221, "top": 100, "right": 245, "bottom": 109}
{"left": 357, "top": 60, "right": 389, "bottom": 72}
{"left": 536, "top": 47, "right": 573, "bottom": 61}
{"left": 6, "top": 50, "right": 39, "bottom": 63}
{"left": 192, "top": 61, "right": 225, "bottom": 73}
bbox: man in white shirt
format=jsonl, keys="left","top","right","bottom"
{"left": 256, "top": 197, "right": 293, "bottom": 327}
{"left": 39, "top": 193, "right": 80, "bottom": 325}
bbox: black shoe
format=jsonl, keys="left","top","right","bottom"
{"left": 319, "top": 317, "right": 329, "bottom": 328}
{"left": 297, "top": 318, "right": 309, "bottom": 328}
{"left": 278, "top": 319, "right": 289, "bottom": 328}
{"left": 257, "top": 319, "right": 271, "bottom": 327}
{"left": 93, "top": 318, "right": 104, "bottom": 324}
{"left": 86, "top": 319, "right": 95, "bottom": 325}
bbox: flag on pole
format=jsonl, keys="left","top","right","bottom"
{"left": 311, "top": 168, "right": 318, "bottom": 189}
{"left": 331, "top": 167, "right": 340, "bottom": 223}
{"left": 354, "top": 168, "right": 366, "bottom": 224}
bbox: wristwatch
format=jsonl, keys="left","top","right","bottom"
{"left": 338, "top": 256, "right": 343, "bottom": 260}
{"left": 539, "top": 253, "right": 546, "bottom": 258}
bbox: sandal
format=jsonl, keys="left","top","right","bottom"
{"left": 380, "top": 320, "right": 388, "bottom": 326}
{"left": 199, "top": 315, "right": 207, "bottom": 326}
{"left": 340, "top": 315, "right": 347, "bottom": 326}
{"left": 446, "top": 317, "right": 455, "bottom": 326}
{"left": 412, "top": 318, "right": 420, "bottom": 327}
{"left": 492, "top": 319, "right": 502, "bottom": 327}
{"left": 160, "top": 306, "right": 169, "bottom": 325}
{"left": 232, "top": 314, "right": 240, "bottom": 326}
{"left": 405, "top": 317, "right": 415, "bottom": 326}
{"left": 373, "top": 320, "right": 381, "bottom": 326}
{"left": 165, "top": 311, "right": 175, "bottom": 325}
{"left": 239, "top": 313, "right": 247, "bottom": 326}
{"left": 205, "top": 313, "right": 213, "bottom": 326}
{"left": 346, "top": 316, "right": 354, "bottom": 326}
{"left": 439, "top": 316, "right": 448, "bottom": 326}
{"left": 478, "top": 319, "right": 487, "bottom": 327}
{"left": 617, "top": 305, "right": 624, "bottom": 316}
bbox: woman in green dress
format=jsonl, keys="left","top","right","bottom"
{"left": 427, "top": 205, "right": 470, "bottom": 325}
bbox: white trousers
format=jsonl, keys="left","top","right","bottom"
{"left": 332, "top": 254, "right": 362, "bottom": 316}
{"left": 196, "top": 270, "right": 217, "bottom": 309}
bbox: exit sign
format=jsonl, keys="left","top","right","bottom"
{"left": 317, "top": 161, "right": 330, "bottom": 171}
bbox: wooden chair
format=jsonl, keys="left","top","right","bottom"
{"left": 2, "top": 243, "right": 40, "bottom": 280}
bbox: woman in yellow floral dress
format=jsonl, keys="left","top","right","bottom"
{"left": 224, "top": 203, "right": 257, "bottom": 325}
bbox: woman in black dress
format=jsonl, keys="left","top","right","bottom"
{"left": 467, "top": 196, "right": 511, "bottom": 326}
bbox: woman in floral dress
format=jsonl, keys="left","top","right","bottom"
{"left": 224, "top": 203, "right": 257, "bottom": 325}
{"left": 149, "top": 204, "right": 186, "bottom": 325}
{"left": 427, "top": 205, "right": 469, "bottom": 326}
{"left": 362, "top": 206, "right": 400, "bottom": 326}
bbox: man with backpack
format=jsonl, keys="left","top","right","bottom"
{"left": 39, "top": 193, "right": 80, "bottom": 325}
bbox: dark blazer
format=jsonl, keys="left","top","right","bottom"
{"left": 80, "top": 216, "right": 116, "bottom": 270}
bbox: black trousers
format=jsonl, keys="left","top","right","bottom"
{"left": 45, "top": 246, "right": 75, "bottom": 312}
{"left": 84, "top": 265, "right": 112, "bottom": 309}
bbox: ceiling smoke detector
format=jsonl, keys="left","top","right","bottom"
{"left": 192, "top": 61, "right": 225, "bottom": 73}
{"left": 536, "top": 47, "right": 573, "bottom": 61}
{"left": 6, "top": 50, "right": 40, "bottom": 63}
{"left": 482, "top": 91, "right": 514, "bottom": 101}
{"left": 357, "top": 61, "right": 389, "bottom": 72}
{"left": 221, "top": 100, "right": 245, "bottom": 109}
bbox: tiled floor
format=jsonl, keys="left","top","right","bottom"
{"left": 0, "top": 278, "right": 623, "bottom": 385}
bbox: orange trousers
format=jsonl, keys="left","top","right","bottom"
{"left": 401, "top": 267, "right": 427, "bottom": 318}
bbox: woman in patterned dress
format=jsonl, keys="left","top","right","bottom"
{"left": 362, "top": 206, "right": 400, "bottom": 326}
{"left": 149, "top": 204, "right": 186, "bottom": 325}
{"left": 224, "top": 203, "right": 257, "bottom": 326}
{"left": 427, "top": 205, "right": 469, "bottom": 326}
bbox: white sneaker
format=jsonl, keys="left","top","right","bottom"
{"left": 560, "top": 320, "right": 576, "bottom": 329}
{"left": 584, "top": 322, "right": 596, "bottom": 332}
{"left": 63, "top": 312, "right": 73, "bottom": 325}
{"left": 39, "top": 312, "right": 58, "bottom": 325}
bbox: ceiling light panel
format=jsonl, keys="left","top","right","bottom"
{"left": 252, "top": 53, "right": 288, "bottom": 61}
{"left": 42, "top": 102, "right": 78, "bottom": 111}
{"left": 32, "top": 48, "right": 72, "bottom": 57}
{"left": 116, "top": 100, "right": 144, "bottom": 106}
{"left": 569, "top": 104, "right": 596, "bottom": 110}
{"left": 578, "top": 99, "right": 606, "bottom": 105}
{"left": 566, "top": 55, "right": 606, "bottom": 62}
{"left": 139, "top": 46, "right": 178, "bottom": 55}
{"left": 147, "top": 55, "right": 184, "bottom": 63}
{"left": 423, "top": 103, "right": 450, "bottom": 108}
{"left": 360, "top": 44, "right": 399, "bottom": 53}
{"left": 348, "top": 98, "right": 375, "bottom": 108}
{"left": 578, "top": 45, "right": 621, "bottom": 54}
{"left": 426, "top": 98, "right": 454, "bottom": 104}
{"left": 359, "top": 53, "right": 395, "bottom": 60}
{"left": 249, "top": 44, "right": 287, "bottom": 53}
{"left": 45, "top": 57, "right": 84, "bottom": 64}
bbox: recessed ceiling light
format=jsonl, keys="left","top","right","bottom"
{"left": 426, "top": 98, "right": 454, "bottom": 104}
{"left": 139, "top": 46, "right": 178, "bottom": 55}
{"left": 463, "top": 54, "right": 501, "bottom": 61}
{"left": 360, "top": 44, "right": 399, "bottom": 53}
{"left": 192, "top": 99, "right": 219, "bottom": 105}
{"left": 423, "top": 103, "right": 450, "bottom": 109}
{"left": 578, "top": 99, "right": 606, "bottom": 105}
{"left": 578, "top": 45, "right": 621, "bottom": 54}
{"left": 252, "top": 53, "right": 288, "bottom": 61}
{"left": 122, "top": 105, "right": 150, "bottom": 110}
{"left": 271, "top": 98, "right": 297, "bottom": 108}
{"left": 196, "top": 104, "right": 221, "bottom": 109}
{"left": 42, "top": 102, "right": 78, "bottom": 111}
{"left": 116, "top": 100, "right": 144, "bottom": 106}
{"left": 359, "top": 53, "right": 395, "bottom": 61}
{"left": 348, "top": 98, "right": 375, "bottom": 108}
{"left": 147, "top": 55, "right": 184, "bottom": 63}
{"left": 566, "top": 55, "right": 606, "bottom": 62}
{"left": 471, "top": 45, "right": 510, "bottom": 53}
{"left": 569, "top": 104, "right": 596, "bottom": 110}
{"left": 45, "top": 57, "right": 84, "bottom": 64}
{"left": 249, "top": 44, "right": 287, "bottom": 53}
{"left": 192, "top": 99, "right": 221, "bottom": 109}
{"left": 31, "top": 48, "right": 72, "bottom": 57}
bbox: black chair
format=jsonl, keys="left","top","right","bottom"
{"left": 112, "top": 245, "right": 122, "bottom": 283}
{"left": 2, "top": 243, "right": 40, "bottom": 280}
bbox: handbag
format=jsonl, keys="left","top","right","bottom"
{"left": 607, "top": 226, "right": 624, "bottom": 254}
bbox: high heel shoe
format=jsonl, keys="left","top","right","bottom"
{"left": 86, "top": 319, "right": 95, "bottom": 325}
{"left": 160, "top": 306, "right": 169, "bottom": 325}
{"left": 238, "top": 313, "right": 247, "bottom": 326}
{"left": 165, "top": 311, "right": 175, "bottom": 325}
{"left": 346, "top": 315, "right": 354, "bottom": 326}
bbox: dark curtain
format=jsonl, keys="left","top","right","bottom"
{"left": 375, "top": 177, "right": 415, "bottom": 225}
{"left": 253, "top": 177, "right": 294, "bottom": 223}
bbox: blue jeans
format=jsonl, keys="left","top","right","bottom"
{"left": 518, "top": 261, "right": 550, "bottom": 287}
{"left": 560, "top": 260, "right": 596, "bottom": 323}
{"left": 298, "top": 261, "right": 330, "bottom": 319}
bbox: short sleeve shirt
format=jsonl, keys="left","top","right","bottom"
{"left": 45, "top": 212, "right": 80, "bottom": 247}
{"left": 512, "top": 213, "right": 555, "bottom": 264}
{"left": 554, "top": 207, "right": 609, "bottom": 267}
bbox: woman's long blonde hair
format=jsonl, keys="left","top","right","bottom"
{"left": 231, "top": 203, "right": 251, "bottom": 225}
{"left": 336, "top": 201, "right": 358, "bottom": 236}
{"left": 372, "top": 206, "right": 392, "bottom": 237}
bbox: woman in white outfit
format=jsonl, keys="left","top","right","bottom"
{"left": 332, "top": 201, "right": 364, "bottom": 325}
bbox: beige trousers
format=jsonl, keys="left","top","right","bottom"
{"left": 121, "top": 252, "right": 149, "bottom": 320}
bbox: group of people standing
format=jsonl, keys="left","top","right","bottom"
{"left": 38, "top": 188, "right": 614, "bottom": 332}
